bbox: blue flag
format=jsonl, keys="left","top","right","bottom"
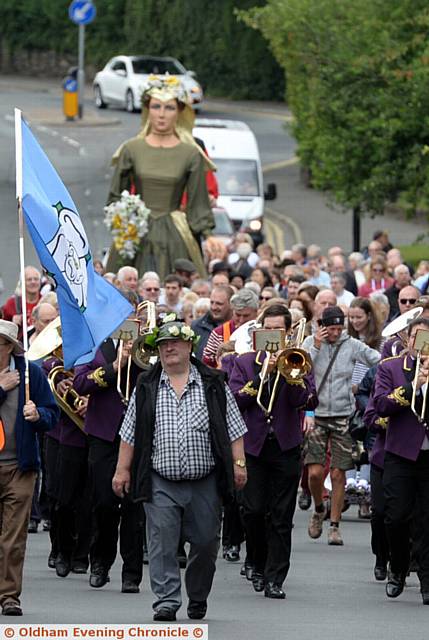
{"left": 20, "top": 116, "right": 133, "bottom": 369}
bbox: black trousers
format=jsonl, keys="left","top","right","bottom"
{"left": 240, "top": 437, "right": 301, "bottom": 585}
{"left": 56, "top": 444, "right": 92, "bottom": 565}
{"left": 384, "top": 450, "right": 429, "bottom": 590}
{"left": 87, "top": 434, "right": 144, "bottom": 584}
{"left": 44, "top": 436, "right": 60, "bottom": 558}
{"left": 222, "top": 498, "right": 244, "bottom": 548}
{"left": 370, "top": 463, "right": 389, "bottom": 567}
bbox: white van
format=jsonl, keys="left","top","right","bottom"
{"left": 193, "top": 119, "right": 276, "bottom": 243}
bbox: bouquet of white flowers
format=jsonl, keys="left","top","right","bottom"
{"left": 104, "top": 190, "right": 150, "bottom": 260}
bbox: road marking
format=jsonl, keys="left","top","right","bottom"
{"left": 263, "top": 154, "right": 303, "bottom": 247}
{"left": 3, "top": 114, "right": 87, "bottom": 156}
{"left": 265, "top": 205, "right": 303, "bottom": 247}
{"left": 262, "top": 156, "right": 299, "bottom": 173}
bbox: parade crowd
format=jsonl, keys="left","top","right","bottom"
{"left": 1, "top": 73, "right": 429, "bottom": 622}
{"left": 1, "top": 229, "right": 429, "bottom": 619}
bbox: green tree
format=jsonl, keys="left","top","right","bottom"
{"left": 241, "top": 0, "right": 429, "bottom": 217}
{"left": 0, "top": 0, "right": 284, "bottom": 100}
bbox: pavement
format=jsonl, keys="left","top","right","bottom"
{"left": 12, "top": 506, "right": 429, "bottom": 639}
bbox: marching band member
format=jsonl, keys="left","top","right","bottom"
{"left": 229, "top": 304, "right": 317, "bottom": 599}
{"left": 372, "top": 317, "right": 429, "bottom": 604}
{"left": 74, "top": 292, "right": 144, "bottom": 594}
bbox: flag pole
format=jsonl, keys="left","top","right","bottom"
{"left": 14, "top": 108, "right": 30, "bottom": 403}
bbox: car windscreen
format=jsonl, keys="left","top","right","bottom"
{"left": 214, "top": 159, "right": 260, "bottom": 197}
{"left": 132, "top": 59, "right": 182, "bottom": 75}
{"left": 213, "top": 211, "right": 233, "bottom": 235}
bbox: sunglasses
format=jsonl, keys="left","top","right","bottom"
{"left": 372, "top": 267, "right": 385, "bottom": 273}
{"left": 399, "top": 298, "right": 417, "bottom": 305}
{"left": 145, "top": 288, "right": 160, "bottom": 292}
{"left": 260, "top": 296, "right": 272, "bottom": 301}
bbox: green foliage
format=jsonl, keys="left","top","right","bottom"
{"left": 398, "top": 244, "right": 429, "bottom": 268}
{"left": 0, "top": 0, "right": 284, "bottom": 100}
{"left": 240, "top": 0, "right": 429, "bottom": 217}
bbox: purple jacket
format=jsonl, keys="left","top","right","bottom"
{"left": 372, "top": 354, "right": 426, "bottom": 461}
{"left": 380, "top": 336, "right": 403, "bottom": 360}
{"left": 42, "top": 357, "right": 86, "bottom": 448}
{"left": 229, "top": 350, "right": 318, "bottom": 456}
{"left": 362, "top": 392, "right": 387, "bottom": 469}
{"left": 74, "top": 339, "right": 138, "bottom": 442}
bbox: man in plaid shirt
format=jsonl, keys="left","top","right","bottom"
{"left": 113, "top": 319, "right": 247, "bottom": 623}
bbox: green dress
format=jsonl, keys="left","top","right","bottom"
{"left": 105, "top": 138, "right": 214, "bottom": 279}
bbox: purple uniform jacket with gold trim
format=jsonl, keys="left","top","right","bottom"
{"left": 74, "top": 339, "right": 137, "bottom": 442}
{"left": 372, "top": 354, "right": 426, "bottom": 461}
{"left": 229, "top": 350, "right": 318, "bottom": 456}
{"left": 363, "top": 392, "right": 387, "bottom": 469}
{"left": 42, "top": 356, "right": 87, "bottom": 448}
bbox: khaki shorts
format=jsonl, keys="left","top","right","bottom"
{"left": 304, "top": 416, "right": 354, "bottom": 471}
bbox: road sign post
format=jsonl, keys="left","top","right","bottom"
{"left": 68, "top": 1, "right": 96, "bottom": 120}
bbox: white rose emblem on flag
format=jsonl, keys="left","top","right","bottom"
{"left": 46, "top": 201, "right": 90, "bottom": 311}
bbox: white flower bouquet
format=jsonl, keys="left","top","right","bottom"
{"left": 104, "top": 190, "right": 150, "bottom": 260}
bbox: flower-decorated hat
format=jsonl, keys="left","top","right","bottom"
{"left": 140, "top": 74, "right": 195, "bottom": 135}
{"left": 155, "top": 315, "right": 197, "bottom": 346}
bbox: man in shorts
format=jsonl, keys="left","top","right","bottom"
{"left": 302, "top": 306, "right": 380, "bottom": 545}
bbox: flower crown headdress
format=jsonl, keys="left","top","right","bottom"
{"left": 141, "top": 74, "right": 190, "bottom": 106}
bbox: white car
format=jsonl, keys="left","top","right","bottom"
{"left": 93, "top": 55, "right": 203, "bottom": 112}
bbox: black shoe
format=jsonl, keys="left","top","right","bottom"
{"left": 153, "top": 608, "right": 176, "bottom": 622}
{"left": 121, "top": 581, "right": 140, "bottom": 594}
{"left": 48, "top": 552, "right": 57, "bottom": 569}
{"left": 71, "top": 562, "right": 88, "bottom": 574}
{"left": 42, "top": 519, "right": 51, "bottom": 532}
{"left": 298, "top": 492, "right": 311, "bottom": 511}
{"left": 422, "top": 592, "right": 429, "bottom": 605}
{"left": 28, "top": 519, "right": 39, "bottom": 534}
{"left": 187, "top": 599, "right": 207, "bottom": 620}
{"left": 386, "top": 574, "right": 405, "bottom": 598}
{"left": 2, "top": 602, "right": 23, "bottom": 616}
{"left": 55, "top": 555, "right": 71, "bottom": 578}
{"left": 374, "top": 565, "right": 387, "bottom": 581}
{"left": 264, "top": 582, "right": 286, "bottom": 599}
{"left": 240, "top": 564, "right": 246, "bottom": 577}
{"left": 224, "top": 545, "right": 240, "bottom": 562}
{"left": 89, "top": 566, "right": 110, "bottom": 588}
{"left": 252, "top": 572, "right": 265, "bottom": 592}
{"left": 244, "top": 561, "right": 255, "bottom": 581}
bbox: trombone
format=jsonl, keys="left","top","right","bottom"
{"left": 411, "top": 328, "right": 429, "bottom": 423}
{"left": 114, "top": 301, "right": 157, "bottom": 403}
{"left": 256, "top": 318, "right": 312, "bottom": 416}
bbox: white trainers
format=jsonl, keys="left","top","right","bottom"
{"left": 308, "top": 508, "right": 326, "bottom": 539}
{"left": 327, "top": 525, "right": 344, "bottom": 546}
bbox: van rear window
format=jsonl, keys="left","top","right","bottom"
{"left": 214, "top": 159, "right": 259, "bottom": 197}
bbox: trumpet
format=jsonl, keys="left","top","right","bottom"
{"left": 256, "top": 318, "right": 312, "bottom": 416}
{"left": 411, "top": 328, "right": 429, "bottom": 423}
{"left": 48, "top": 366, "right": 86, "bottom": 432}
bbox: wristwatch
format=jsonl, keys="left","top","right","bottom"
{"left": 234, "top": 458, "right": 246, "bottom": 468}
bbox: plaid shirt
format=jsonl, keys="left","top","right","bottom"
{"left": 120, "top": 364, "right": 247, "bottom": 481}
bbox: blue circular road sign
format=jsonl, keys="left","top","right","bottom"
{"left": 64, "top": 78, "right": 78, "bottom": 92}
{"left": 69, "top": 1, "right": 96, "bottom": 26}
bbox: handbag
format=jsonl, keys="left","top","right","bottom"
{"left": 348, "top": 408, "right": 367, "bottom": 442}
